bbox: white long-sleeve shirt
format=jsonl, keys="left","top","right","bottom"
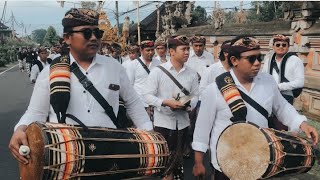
{"left": 192, "top": 70, "right": 306, "bottom": 171}
{"left": 262, "top": 53, "right": 304, "bottom": 96}
{"left": 143, "top": 60, "right": 199, "bottom": 130}
{"left": 199, "top": 61, "right": 227, "bottom": 95}
{"left": 30, "top": 60, "right": 48, "bottom": 83}
{"left": 186, "top": 50, "right": 215, "bottom": 78}
{"left": 15, "top": 53, "right": 153, "bottom": 131}
{"left": 125, "top": 56, "right": 161, "bottom": 107}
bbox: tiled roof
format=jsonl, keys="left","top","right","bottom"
{"left": 176, "top": 21, "right": 292, "bottom": 36}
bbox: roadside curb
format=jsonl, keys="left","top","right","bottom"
{"left": 0, "top": 62, "right": 18, "bottom": 73}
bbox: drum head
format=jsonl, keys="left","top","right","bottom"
{"left": 216, "top": 122, "right": 270, "bottom": 180}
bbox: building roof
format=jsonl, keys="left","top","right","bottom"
{"left": 0, "top": 22, "right": 9, "bottom": 30}
{"left": 176, "top": 21, "right": 292, "bottom": 36}
{"left": 130, "top": 3, "right": 165, "bottom": 33}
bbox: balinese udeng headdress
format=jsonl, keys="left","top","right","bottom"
{"left": 228, "top": 36, "right": 260, "bottom": 55}
{"left": 219, "top": 40, "right": 232, "bottom": 61}
{"left": 62, "top": 8, "right": 99, "bottom": 32}
{"left": 221, "top": 40, "right": 232, "bottom": 53}
{"left": 140, "top": 40, "right": 155, "bottom": 49}
{"left": 167, "top": 35, "right": 190, "bottom": 46}
{"left": 191, "top": 35, "right": 206, "bottom": 45}
{"left": 110, "top": 42, "right": 122, "bottom": 53}
{"left": 155, "top": 38, "right": 166, "bottom": 47}
{"left": 50, "top": 8, "right": 99, "bottom": 123}
{"left": 272, "top": 34, "right": 290, "bottom": 44}
{"left": 127, "top": 44, "right": 140, "bottom": 53}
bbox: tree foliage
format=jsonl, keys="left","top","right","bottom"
{"left": 191, "top": 6, "right": 209, "bottom": 26}
{"left": 31, "top": 29, "right": 47, "bottom": 45}
{"left": 247, "top": 2, "right": 301, "bottom": 23}
{"left": 80, "top": 2, "right": 96, "bottom": 10}
{"left": 218, "top": 2, "right": 304, "bottom": 25}
{"left": 43, "top": 26, "right": 60, "bottom": 47}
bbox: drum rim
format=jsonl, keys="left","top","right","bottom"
{"left": 20, "top": 121, "right": 46, "bottom": 179}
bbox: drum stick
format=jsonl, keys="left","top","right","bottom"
{"left": 19, "top": 145, "right": 30, "bottom": 156}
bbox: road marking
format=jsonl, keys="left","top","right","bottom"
{"left": 0, "top": 64, "right": 19, "bottom": 76}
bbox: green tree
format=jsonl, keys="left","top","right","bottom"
{"left": 31, "top": 29, "right": 47, "bottom": 45}
{"left": 191, "top": 6, "right": 208, "bottom": 26}
{"left": 247, "top": 2, "right": 301, "bottom": 23}
{"left": 43, "top": 26, "right": 60, "bottom": 47}
{"left": 80, "top": 2, "right": 96, "bottom": 10}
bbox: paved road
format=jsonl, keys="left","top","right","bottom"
{"left": 0, "top": 64, "right": 318, "bottom": 180}
{"left": 0, "top": 64, "right": 33, "bottom": 179}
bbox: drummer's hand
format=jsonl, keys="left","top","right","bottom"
{"left": 162, "top": 99, "right": 185, "bottom": 110}
{"left": 193, "top": 162, "right": 206, "bottom": 178}
{"left": 300, "top": 121, "right": 319, "bottom": 146}
{"left": 8, "top": 125, "right": 29, "bottom": 164}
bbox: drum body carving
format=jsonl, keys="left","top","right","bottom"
{"left": 216, "top": 122, "right": 316, "bottom": 180}
{"left": 19, "top": 122, "right": 169, "bottom": 180}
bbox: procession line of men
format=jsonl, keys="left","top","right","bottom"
{"left": 17, "top": 43, "right": 62, "bottom": 83}
{"left": 9, "top": 7, "right": 318, "bottom": 180}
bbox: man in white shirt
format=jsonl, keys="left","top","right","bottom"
{"left": 199, "top": 40, "right": 231, "bottom": 94}
{"left": 186, "top": 35, "right": 215, "bottom": 79}
{"left": 154, "top": 38, "right": 169, "bottom": 63}
{"left": 143, "top": 36, "right": 199, "bottom": 180}
{"left": 100, "top": 42, "right": 111, "bottom": 56}
{"left": 122, "top": 44, "right": 140, "bottom": 69}
{"left": 9, "top": 8, "right": 152, "bottom": 165}
{"left": 125, "top": 40, "right": 161, "bottom": 107}
{"left": 262, "top": 34, "right": 305, "bottom": 131}
{"left": 48, "top": 43, "right": 62, "bottom": 60}
{"left": 110, "top": 42, "right": 124, "bottom": 64}
{"left": 262, "top": 34, "right": 304, "bottom": 105}
{"left": 192, "top": 36, "right": 318, "bottom": 180}
{"left": 30, "top": 48, "right": 51, "bottom": 84}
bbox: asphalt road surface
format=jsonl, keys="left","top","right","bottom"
{"left": 0, "top": 64, "right": 318, "bottom": 180}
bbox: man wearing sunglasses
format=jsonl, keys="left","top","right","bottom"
{"left": 262, "top": 34, "right": 305, "bottom": 130}
{"left": 262, "top": 34, "right": 304, "bottom": 105}
{"left": 9, "top": 8, "right": 153, "bottom": 165}
{"left": 192, "top": 36, "right": 318, "bottom": 180}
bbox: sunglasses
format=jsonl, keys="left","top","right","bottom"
{"left": 69, "top": 28, "right": 104, "bottom": 40}
{"left": 241, "top": 54, "right": 263, "bottom": 64}
{"left": 275, "top": 43, "right": 287, "bottom": 48}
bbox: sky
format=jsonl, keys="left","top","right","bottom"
{"left": 0, "top": 1, "right": 252, "bottom": 37}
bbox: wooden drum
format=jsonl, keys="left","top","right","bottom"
{"left": 19, "top": 122, "right": 169, "bottom": 179}
{"left": 216, "top": 122, "right": 316, "bottom": 180}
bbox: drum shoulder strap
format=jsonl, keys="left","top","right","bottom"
{"left": 157, "top": 65, "right": 190, "bottom": 96}
{"left": 49, "top": 55, "right": 71, "bottom": 123}
{"left": 215, "top": 72, "right": 247, "bottom": 122}
{"left": 216, "top": 72, "right": 272, "bottom": 124}
{"left": 238, "top": 89, "right": 269, "bottom": 121}
{"left": 137, "top": 57, "right": 150, "bottom": 74}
